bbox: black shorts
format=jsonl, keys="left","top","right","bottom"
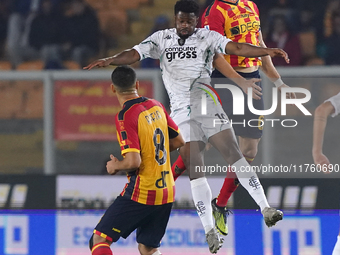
{"left": 211, "top": 69, "right": 264, "bottom": 139}
{"left": 94, "top": 195, "right": 173, "bottom": 248}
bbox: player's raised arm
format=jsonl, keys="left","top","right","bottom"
{"left": 257, "top": 31, "right": 296, "bottom": 99}
{"left": 225, "top": 41, "right": 290, "bottom": 64}
{"left": 83, "top": 49, "right": 141, "bottom": 70}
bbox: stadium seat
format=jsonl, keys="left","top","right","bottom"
{"left": 0, "top": 61, "right": 12, "bottom": 70}
{"left": 139, "top": 0, "right": 152, "bottom": 4}
{"left": 304, "top": 57, "right": 325, "bottom": 66}
{"left": 63, "top": 61, "right": 81, "bottom": 70}
{"left": 98, "top": 10, "right": 128, "bottom": 37}
{"left": 16, "top": 60, "right": 44, "bottom": 70}
{"left": 111, "top": 0, "right": 140, "bottom": 10}
{"left": 84, "top": 0, "right": 109, "bottom": 10}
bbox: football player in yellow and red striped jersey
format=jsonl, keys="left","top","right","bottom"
{"left": 199, "top": 0, "right": 294, "bottom": 236}
{"left": 204, "top": 0, "right": 262, "bottom": 68}
{"left": 90, "top": 66, "right": 184, "bottom": 255}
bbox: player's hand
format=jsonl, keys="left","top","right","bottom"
{"left": 205, "top": 142, "right": 213, "bottom": 151}
{"left": 278, "top": 84, "right": 296, "bottom": 99}
{"left": 267, "top": 48, "right": 290, "bottom": 64}
{"left": 313, "top": 152, "right": 331, "bottom": 173}
{"left": 83, "top": 58, "right": 112, "bottom": 70}
{"left": 238, "top": 78, "right": 262, "bottom": 100}
{"left": 106, "top": 154, "right": 119, "bottom": 175}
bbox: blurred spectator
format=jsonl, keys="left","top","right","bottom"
{"left": 29, "top": 0, "right": 64, "bottom": 69}
{"left": 140, "top": 15, "right": 170, "bottom": 69}
{"left": 324, "top": 0, "right": 340, "bottom": 39}
{"left": 6, "top": 0, "right": 40, "bottom": 68}
{"left": 296, "top": 0, "right": 326, "bottom": 45}
{"left": 324, "top": 11, "right": 340, "bottom": 65}
{"left": 300, "top": 10, "right": 315, "bottom": 33}
{"left": 298, "top": 10, "right": 322, "bottom": 65}
{"left": 266, "top": 0, "right": 299, "bottom": 34}
{"left": 265, "top": 15, "right": 302, "bottom": 66}
{"left": 61, "top": 0, "right": 100, "bottom": 67}
{"left": 0, "top": 0, "right": 8, "bottom": 58}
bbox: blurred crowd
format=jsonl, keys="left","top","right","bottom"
{"left": 1, "top": 0, "right": 340, "bottom": 69}
{"left": 0, "top": 0, "right": 100, "bottom": 69}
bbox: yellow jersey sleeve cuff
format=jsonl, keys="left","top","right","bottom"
{"left": 121, "top": 148, "right": 140, "bottom": 155}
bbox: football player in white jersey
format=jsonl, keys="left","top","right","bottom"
{"left": 85, "top": 0, "right": 286, "bottom": 253}
{"left": 313, "top": 92, "right": 340, "bottom": 255}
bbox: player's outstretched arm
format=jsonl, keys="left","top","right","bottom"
{"left": 169, "top": 133, "right": 185, "bottom": 152}
{"left": 257, "top": 31, "right": 295, "bottom": 99}
{"left": 213, "top": 53, "right": 262, "bottom": 100}
{"left": 312, "top": 101, "right": 335, "bottom": 166}
{"left": 83, "top": 49, "right": 141, "bottom": 70}
{"left": 225, "top": 41, "right": 290, "bottom": 64}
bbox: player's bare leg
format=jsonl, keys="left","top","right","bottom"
{"left": 90, "top": 234, "right": 113, "bottom": 255}
{"left": 138, "top": 243, "right": 161, "bottom": 255}
{"left": 179, "top": 141, "right": 223, "bottom": 253}
{"left": 214, "top": 137, "right": 260, "bottom": 209}
{"left": 209, "top": 129, "right": 283, "bottom": 229}
{"left": 238, "top": 137, "right": 261, "bottom": 160}
{"left": 240, "top": 137, "right": 283, "bottom": 227}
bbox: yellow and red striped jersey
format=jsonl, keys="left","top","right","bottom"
{"left": 202, "top": 0, "right": 262, "bottom": 67}
{"left": 115, "top": 97, "right": 179, "bottom": 205}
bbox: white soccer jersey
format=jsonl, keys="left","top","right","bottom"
{"left": 133, "top": 28, "right": 231, "bottom": 111}
{"left": 325, "top": 92, "right": 340, "bottom": 117}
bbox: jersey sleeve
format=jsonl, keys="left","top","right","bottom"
{"left": 325, "top": 92, "right": 340, "bottom": 117}
{"left": 201, "top": 4, "right": 226, "bottom": 36}
{"left": 209, "top": 30, "right": 232, "bottom": 54}
{"left": 132, "top": 31, "right": 162, "bottom": 60}
{"left": 115, "top": 114, "right": 140, "bottom": 155}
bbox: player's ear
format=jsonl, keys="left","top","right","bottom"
{"left": 135, "top": 81, "right": 140, "bottom": 90}
{"left": 111, "top": 84, "right": 116, "bottom": 94}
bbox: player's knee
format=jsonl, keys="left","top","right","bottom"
{"left": 138, "top": 243, "right": 160, "bottom": 255}
{"left": 90, "top": 233, "right": 111, "bottom": 251}
{"left": 240, "top": 138, "right": 260, "bottom": 158}
{"left": 243, "top": 148, "right": 258, "bottom": 159}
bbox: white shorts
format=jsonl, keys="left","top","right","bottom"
{"left": 171, "top": 97, "right": 232, "bottom": 143}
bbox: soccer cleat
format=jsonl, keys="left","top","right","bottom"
{"left": 206, "top": 228, "right": 224, "bottom": 254}
{"left": 262, "top": 207, "right": 283, "bottom": 227}
{"left": 211, "top": 198, "right": 232, "bottom": 236}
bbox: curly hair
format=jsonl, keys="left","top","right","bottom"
{"left": 174, "top": 0, "right": 200, "bottom": 17}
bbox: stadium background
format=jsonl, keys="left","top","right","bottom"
{"left": 0, "top": 0, "right": 340, "bottom": 254}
